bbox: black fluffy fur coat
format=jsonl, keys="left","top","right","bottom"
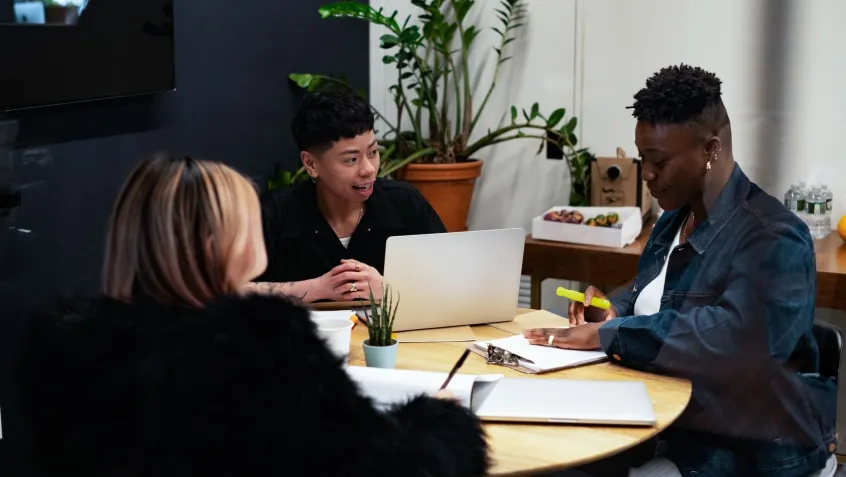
{"left": 15, "top": 294, "right": 489, "bottom": 477}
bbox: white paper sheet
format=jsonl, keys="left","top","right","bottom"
{"left": 345, "top": 366, "right": 503, "bottom": 410}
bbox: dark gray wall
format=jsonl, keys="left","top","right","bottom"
{"left": 0, "top": 0, "right": 369, "bottom": 473}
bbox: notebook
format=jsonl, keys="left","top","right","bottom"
{"left": 345, "top": 365, "right": 503, "bottom": 411}
{"left": 471, "top": 334, "right": 608, "bottom": 374}
{"left": 346, "top": 366, "right": 656, "bottom": 426}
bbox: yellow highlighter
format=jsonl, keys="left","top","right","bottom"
{"left": 556, "top": 287, "right": 611, "bottom": 310}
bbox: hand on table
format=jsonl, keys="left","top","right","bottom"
{"left": 523, "top": 322, "right": 603, "bottom": 350}
{"left": 569, "top": 286, "right": 617, "bottom": 326}
{"left": 325, "top": 259, "right": 384, "bottom": 301}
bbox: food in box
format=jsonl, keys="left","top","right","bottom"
{"left": 543, "top": 208, "right": 622, "bottom": 229}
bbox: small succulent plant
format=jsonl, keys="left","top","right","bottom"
{"left": 361, "top": 283, "right": 399, "bottom": 346}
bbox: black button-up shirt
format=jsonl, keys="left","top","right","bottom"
{"left": 258, "top": 178, "right": 446, "bottom": 283}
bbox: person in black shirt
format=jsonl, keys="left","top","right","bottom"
{"left": 251, "top": 91, "right": 446, "bottom": 302}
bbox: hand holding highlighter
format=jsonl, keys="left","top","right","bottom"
{"left": 556, "top": 287, "right": 611, "bottom": 310}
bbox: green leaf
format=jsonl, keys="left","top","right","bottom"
{"left": 288, "top": 73, "right": 314, "bottom": 89}
{"left": 510, "top": 106, "right": 518, "bottom": 123}
{"left": 517, "top": 131, "right": 526, "bottom": 138}
{"left": 306, "top": 76, "right": 324, "bottom": 92}
{"left": 380, "top": 34, "right": 399, "bottom": 48}
{"left": 530, "top": 102, "right": 539, "bottom": 119}
{"left": 318, "top": 2, "right": 401, "bottom": 32}
{"left": 454, "top": 0, "right": 474, "bottom": 21}
{"left": 463, "top": 25, "right": 480, "bottom": 46}
{"left": 547, "top": 108, "right": 566, "bottom": 128}
{"left": 564, "top": 116, "right": 578, "bottom": 134}
{"left": 522, "top": 109, "right": 530, "bottom": 122}
{"left": 382, "top": 55, "right": 396, "bottom": 64}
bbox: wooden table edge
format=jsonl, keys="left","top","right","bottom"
{"left": 489, "top": 369, "right": 692, "bottom": 476}
{"left": 347, "top": 311, "right": 692, "bottom": 476}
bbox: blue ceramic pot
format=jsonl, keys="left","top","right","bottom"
{"left": 362, "top": 339, "right": 398, "bottom": 369}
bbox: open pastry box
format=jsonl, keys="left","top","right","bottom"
{"left": 531, "top": 206, "right": 642, "bottom": 248}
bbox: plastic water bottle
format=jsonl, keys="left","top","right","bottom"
{"left": 784, "top": 183, "right": 806, "bottom": 217}
{"left": 805, "top": 187, "right": 828, "bottom": 239}
{"left": 797, "top": 181, "right": 810, "bottom": 225}
{"left": 821, "top": 184, "right": 834, "bottom": 231}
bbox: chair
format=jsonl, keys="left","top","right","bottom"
{"left": 813, "top": 321, "right": 846, "bottom": 475}
{"left": 814, "top": 321, "right": 842, "bottom": 383}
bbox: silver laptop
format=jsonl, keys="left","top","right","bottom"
{"left": 383, "top": 228, "right": 525, "bottom": 332}
{"left": 472, "top": 378, "right": 657, "bottom": 426}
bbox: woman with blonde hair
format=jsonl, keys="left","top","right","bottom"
{"left": 15, "top": 153, "right": 488, "bottom": 477}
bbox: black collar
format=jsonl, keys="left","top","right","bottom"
{"left": 279, "top": 179, "right": 405, "bottom": 238}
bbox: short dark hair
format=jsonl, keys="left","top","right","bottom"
{"left": 290, "top": 91, "right": 375, "bottom": 153}
{"left": 628, "top": 64, "right": 729, "bottom": 131}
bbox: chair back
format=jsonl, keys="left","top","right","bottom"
{"left": 814, "top": 321, "right": 843, "bottom": 382}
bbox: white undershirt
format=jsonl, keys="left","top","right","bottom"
{"left": 339, "top": 236, "right": 352, "bottom": 249}
{"left": 633, "top": 225, "right": 682, "bottom": 317}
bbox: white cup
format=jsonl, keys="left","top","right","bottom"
{"left": 313, "top": 317, "right": 354, "bottom": 363}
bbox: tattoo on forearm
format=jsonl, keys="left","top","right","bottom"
{"left": 250, "top": 282, "right": 307, "bottom": 305}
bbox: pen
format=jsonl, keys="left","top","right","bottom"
{"left": 556, "top": 287, "right": 611, "bottom": 310}
{"left": 438, "top": 349, "right": 471, "bottom": 391}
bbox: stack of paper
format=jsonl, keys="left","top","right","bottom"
{"left": 345, "top": 366, "right": 656, "bottom": 426}
{"left": 345, "top": 366, "right": 503, "bottom": 411}
{"left": 473, "top": 335, "right": 607, "bottom": 373}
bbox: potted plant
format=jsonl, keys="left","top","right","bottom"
{"left": 266, "top": 162, "right": 309, "bottom": 192}
{"left": 289, "top": 0, "right": 593, "bottom": 231}
{"left": 360, "top": 283, "right": 399, "bottom": 369}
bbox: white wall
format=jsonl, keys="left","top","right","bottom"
{"left": 370, "top": 0, "right": 846, "bottom": 313}
{"left": 578, "top": 0, "right": 846, "bottom": 220}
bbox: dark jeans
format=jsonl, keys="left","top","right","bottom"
{"left": 532, "top": 437, "right": 658, "bottom": 477}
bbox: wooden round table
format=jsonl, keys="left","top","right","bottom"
{"left": 348, "top": 314, "right": 692, "bottom": 476}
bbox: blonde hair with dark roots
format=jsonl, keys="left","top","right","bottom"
{"left": 103, "top": 153, "right": 261, "bottom": 308}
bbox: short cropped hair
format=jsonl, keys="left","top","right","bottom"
{"left": 628, "top": 64, "right": 729, "bottom": 131}
{"left": 290, "top": 90, "right": 375, "bottom": 154}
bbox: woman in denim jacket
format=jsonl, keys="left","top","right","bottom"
{"left": 526, "top": 65, "right": 837, "bottom": 477}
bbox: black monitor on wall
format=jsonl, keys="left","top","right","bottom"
{"left": 0, "top": 0, "right": 174, "bottom": 112}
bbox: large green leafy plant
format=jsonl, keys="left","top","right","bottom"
{"left": 290, "top": 0, "right": 593, "bottom": 206}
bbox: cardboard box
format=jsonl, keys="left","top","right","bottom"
{"left": 591, "top": 147, "right": 652, "bottom": 218}
{"left": 532, "top": 206, "right": 643, "bottom": 248}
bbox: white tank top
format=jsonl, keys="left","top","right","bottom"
{"left": 633, "top": 225, "right": 682, "bottom": 317}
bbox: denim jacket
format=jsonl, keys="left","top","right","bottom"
{"left": 599, "top": 165, "right": 837, "bottom": 476}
